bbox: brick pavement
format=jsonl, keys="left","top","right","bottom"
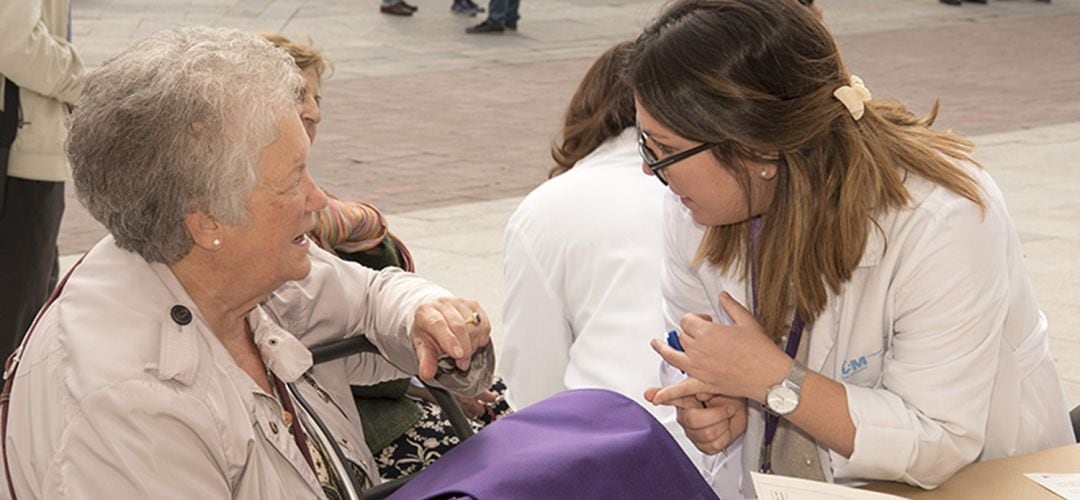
{"left": 48, "top": 0, "right": 1080, "bottom": 404}
{"left": 57, "top": 0, "right": 1080, "bottom": 253}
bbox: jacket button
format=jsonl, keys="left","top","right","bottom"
{"left": 269, "top": 421, "right": 279, "bottom": 434}
{"left": 170, "top": 305, "right": 192, "bottom": 325}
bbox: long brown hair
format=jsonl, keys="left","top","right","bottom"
{"left": 549, "top": 41, "right": 636, "bottom": 178}
{"left": 628, "top": 0, "right": 983, "bottom": 340}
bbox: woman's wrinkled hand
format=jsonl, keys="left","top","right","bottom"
{"left": 410, "top": 297, "right": 490, "bottom": 380}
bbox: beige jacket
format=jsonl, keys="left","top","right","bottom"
{"left": 0, "top": 0, "right": 84, "bottom": 181}
{"left": 4, "top": 236, "right": 494, "bottom": 499}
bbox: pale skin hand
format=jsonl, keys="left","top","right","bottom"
{"left": 646, "top": 292, "right": 857, "bottom": 457}
{"left": 410, "top": 297, "right": 490, "bottom": 380}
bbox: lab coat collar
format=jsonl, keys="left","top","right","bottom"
{"left": 857, "top": 220, "right": 886, "bottom": 268}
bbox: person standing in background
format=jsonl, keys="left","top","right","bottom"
{"left": 465, "top": 0, "right": 520, "bottom": 33}
{"left": 0, "top": 0, "right": 85, "bottom": 364}
{"left": 380, "top": 0, "right": 418, "bottom": 17}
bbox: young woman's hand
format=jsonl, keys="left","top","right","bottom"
{"left": 645, "top": 385, "right": 747, "bottom": 454}
{"left": 650, "top": 292, "right": 791, "bottom": 403}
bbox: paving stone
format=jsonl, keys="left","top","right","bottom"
{"left": 50, "top": 0, "right": 1080, "bottom": 407}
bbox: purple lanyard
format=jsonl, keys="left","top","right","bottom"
{"left": 749, "top": 217, "right": 804, "bottom": 474}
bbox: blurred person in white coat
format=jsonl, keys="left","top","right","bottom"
{"left": 499, "top": 42, "right": 744, "bottom": 498}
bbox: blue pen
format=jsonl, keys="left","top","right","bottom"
{"left": 664, "top": 330, "right": 708, "bottom": 408}
{"left": 666, "top": 330, "right": 684, "bottom": 352}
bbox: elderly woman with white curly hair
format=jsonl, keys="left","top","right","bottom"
{"left": 1, "top": 27, "right": 494, "bottom": 499}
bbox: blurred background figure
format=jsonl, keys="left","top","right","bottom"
{"left": 466, "top": 0, "right": 520, "bottom": 33}
{"left": 452, "top": 0, "right": 485, "bottom": 16}
{"left": 0, "top": 0, "right": 85, "bottom": 364}
{"left": 380, "top": 0, "right": 418, "bottom": 17}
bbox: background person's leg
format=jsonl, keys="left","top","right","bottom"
{"left": 505, "top": 0, "right": 520, "bottom": 29}
{"left": 0, "top": 178, "right": 64, "bottom": 362}
{"left": 466, "top": 0, "right": 508, "bottom": 33}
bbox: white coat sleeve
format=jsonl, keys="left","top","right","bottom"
{"left": 0, "top": 0, "right": 84, "bottom": 104}
{"left": 660, "top": 194, "right": 715, "bottom": 331}
{"left": 499, "top": 212, "right": 574, "bottom": 409}
{"left": 45, "top": 382, "right": 231, "bottom": 499}
{"left": 834, "top": 196, "right": 1010, "bottom": 488}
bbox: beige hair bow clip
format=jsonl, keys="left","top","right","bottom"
{"left": 833, "top": 74, "right": 872, "bottom": 121}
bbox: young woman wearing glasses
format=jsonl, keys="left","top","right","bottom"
{"left": 636, "top": 0, "right": 1073, "bottom": 494}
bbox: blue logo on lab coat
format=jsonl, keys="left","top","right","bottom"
{"left": 841, "top": 349, "right": 883, "bottom": 379}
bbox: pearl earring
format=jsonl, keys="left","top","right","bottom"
{"left": 212, "top": 238, "right": 221, "bottom": 247}
{"left": 760, "top": 170, "right": 770, "bottom": 179}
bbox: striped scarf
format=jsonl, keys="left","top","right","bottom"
{"left": 309, "top": 197, "right": 414, "bottom": 272}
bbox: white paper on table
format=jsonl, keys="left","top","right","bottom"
{"left": 1025, "top": 472, "right": 1080, "bottom": 499}
{"left": 750, "top": 472, "right": 908, "bottom": 500}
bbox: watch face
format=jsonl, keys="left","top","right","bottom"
{"left": 767, "top": 385, "right": 799, "bottom": 415}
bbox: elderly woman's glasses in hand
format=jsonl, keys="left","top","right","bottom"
{"left": 637, "top": 127, "right": 714, "bottom": 186}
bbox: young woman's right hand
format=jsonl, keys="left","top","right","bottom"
{"left": 645, "top": 385, "right": 748, "bottom": 455}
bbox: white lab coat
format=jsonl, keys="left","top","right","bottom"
{"left": 501, "top": 129, "right": 695, "bottom": 454}
{"left": 4, "top": 236, "right": 494, "bottom": 499}
{"left": 662, "top": 164, "right": 1073, "bottom": 491}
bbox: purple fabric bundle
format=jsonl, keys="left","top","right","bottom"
{"left": 389, "top": 388, "right": 718, "bottom": 500}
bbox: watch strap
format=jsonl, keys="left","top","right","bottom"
{"left": 784, "top": 360, "right": 808, "bottom": 393}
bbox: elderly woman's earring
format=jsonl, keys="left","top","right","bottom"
{"left": 212, "top": 238, "right": 221, "bottom": 248}
{"left": 760, "top": 170, "right": 770, "bottom": 179}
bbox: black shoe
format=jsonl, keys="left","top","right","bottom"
{"left": 380, "top": 2, "right": 414, "bottom": 15}
{"left": 466, "top": 20, "right": 505, "bottom": 34}
{"left": 963, "top": 0, "right": 987, "bottom": 3}
{"left": 939, "top": 0, "right": 962, "bottom": 5}
{"left": 401, "top": 0, "right": 419, "bottom": 11}
{"left": 505, "top": 20, "right": 518, "bottom": 30}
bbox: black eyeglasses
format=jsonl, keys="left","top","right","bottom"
{"left": 637, "top": 127, "right": 715, "bottom": 186}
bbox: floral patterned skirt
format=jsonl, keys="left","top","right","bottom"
{"left": 373, "top": 378, "right": 512, "bottom": 480}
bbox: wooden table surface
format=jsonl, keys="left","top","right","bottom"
{"left": 862, "top": 443, "right": 1080, "bottom": 499}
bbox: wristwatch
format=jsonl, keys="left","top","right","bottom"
{"left": 765, "top": 360, "right": 808, "bottom": 416}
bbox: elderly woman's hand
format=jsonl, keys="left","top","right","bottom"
{"left": 410, "top": 297, "right": 491, "bottom": 380}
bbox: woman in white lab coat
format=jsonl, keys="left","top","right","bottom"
{"left": 634, "top": 0, "right": 1073, "bottom": 492}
